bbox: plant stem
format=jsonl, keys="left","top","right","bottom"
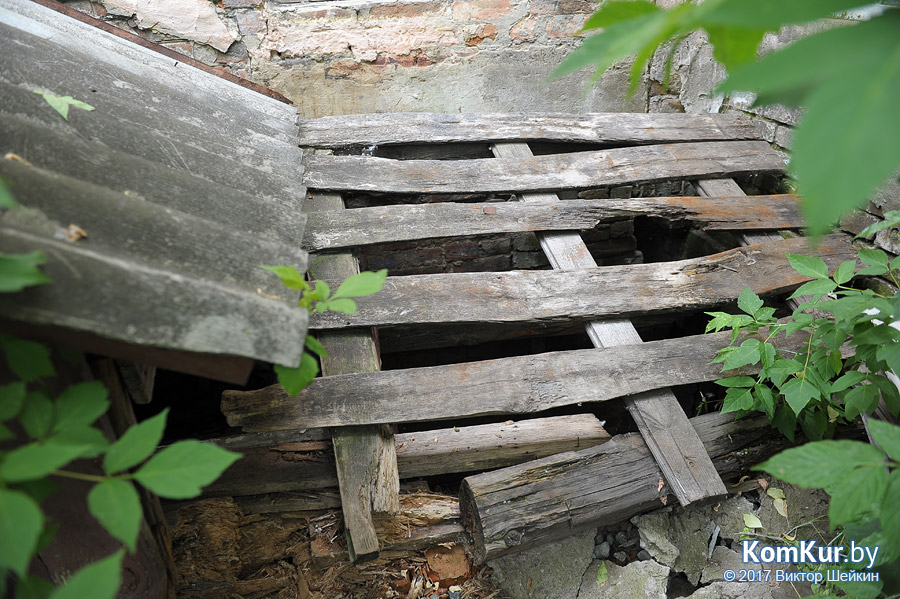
{"left": 51, "top": 470, "right": 109, "bottom": 483}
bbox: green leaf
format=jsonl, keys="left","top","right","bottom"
{"left": 721, "top": 341, "right": 761, "bottom": 370}
{"left": 0, "top": 252, "right": 52, "bottom": 292}
{"left": 260, "top": 265, "right": 308, "bottom": 291}
{"left": 53, "top": 381, "right": 109, "bottom": 433}
{"left": 11, "top": 480, "right": 59, "bottom": 505}
{"left": 799, "top": 408, "right": 827, "bottom": 442}
{"left": 877, "top": 343, "right": 900, "bottom": 379}
{"left": 705, "top": 26, "right": 766, "bottom": 70}
{"left": 843, "top": 384, "right": 880, "bottom": 420}
{"left": 867, "top": 419, "right": 900, "bottom": 462}
{"left": 32, "top": 91, "right": 95, "bottom": 121}
{"left": 313, "top": 279, "right": 331, "bottom": 301}
{"left": 0, "top": 489, "right": 43, "bottom": 577}
{"left": 698, "top": 0, "right": 868, "bottom": 29}
{"left": 0, "top": 427, "right": 109, "bottom": 482}
{"left": 715, "top": 376, "right": 756, "bottom": 388}
{"left": 721, "top": 386, "right": 754, "bottom": 414}
{"left": 772, "top": 404, "right": 796, "bottom": 441}
{"left": 787, "top": 278, "right": 836, "bottom": 301}
{"left": 832, "top": 259, "right": 858, "bottom": 285}
{"left": 325, "top": 298, "right": 358, "bottom": 314}
{"left": 103, "top": 408, "right": 169, "bottom": 474}
{"left": 582, "top": 0, "right": 660, "bottom": 31}
{"left": 742, "top": 513, "right": 762, "bottom": 529}
{"left": 275, "top": 353, "right": 319, "bottom": 397}
{"left": 48, "top": 549, "right": 123, "bottom": 599}
{"left": 304, "top": 335, "right": 329, "bottom": 359}
{"left": 19, "top": 391, "right": 54, "bottom": 440}
{"left": 789, "top": 15, "right": 900, "bottom": 234}
{"left": 756, "top": 440, "right": 885, "bottom": 488}
{"left": 737, "top": 288, "right": 763, "bottom": 317}
{"left": 880, "top": 470, "right": 900, "bottom": 561}
{"left": 133, "top": 440, "right": 240, "bottom": 499}
{"left": 16, "top": 575, "right": 55, "bottom": 599}
{"left": 858, "top": 210, "right": 900, "bottom": 238}
{"left": 0, "top": 381, "right": 26, "bottom": 421}
{"left": 831, "top": 370, "right": 867, "bottom": 394}
{"left": 785, "top": 254, "right": 828, "bottom": 279}
{"left": 767, "top": 358, "right": 803, "bottom": 387}
{"left": 782, "top": 377, "right": 819, "bottom": 416}
{"left": 0, "top": 178, "right": 16, "bottom": 210}
{"left": 596, "top": 560, "right": 608, "bottom": 584}
{"left": 88, "top": 480, "right": 141, "bottom": 552}
{"left": 332, "top": 269, "right": 388, "bottom": 299}
{"left": 0, "top": 336, "right": 55, "bottom": 382}
{"left": 754, "top": 384, "right": 776, "bottom": 420}
{"left": 829, "top": 466, "right": 888, "bottom": 529}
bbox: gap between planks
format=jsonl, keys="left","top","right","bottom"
{"left": 491, "top": 141, "right": 726, "bottom": 505}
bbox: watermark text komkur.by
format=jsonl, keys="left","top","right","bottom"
{"left": 741, "top": 539, "right": 879, "bottom": 570}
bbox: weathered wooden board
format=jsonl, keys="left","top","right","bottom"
{"left": 0, "top": 227, "right": 308, "bottom": 368}
{"left": 458, "top": 411, "right": 813, "bottom": 562}
{"left": 492, "top": 139, "right": 725, "bottom": 506}
{"left": 303, "top": 141, "right": 784, "bottom": 193}
{"left": 307, "top": 190, "right": 399, "bottom": 564}
{"left": 303, "top": 195, "right": 803, "bottom": 251}
{"left": 297, "top": 112, "right": 762, "bottom": 147}
{"left": 220, "top": 327, "right": 809, "bottom": 431}
{"left": 0, "top": 159, "right": 306, "bottom": 296}
{"left": 200, "top": 415, "right": 610, "bottom": 497}
{"left": 0, "top": 111, "right": 305, "bottom": 244}
{"left": 303, "top": 235, "right": 854, "bottom": 330}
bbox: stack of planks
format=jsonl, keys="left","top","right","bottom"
{"left": 217, "top": 112, "right": 856, "bottom": 566}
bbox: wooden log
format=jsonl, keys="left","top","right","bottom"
{"left": 221, "top": 327, "right": 809, "bottom": 431}
{"left": 492, "top": 141, "right": 725, "bottom": 506}
{"left": 303, "top": 141, "right": 784, "bottom": 193}
{"left": 458, "top": 411, "right": 839, "bottom": 562}
{"left": 114, "top": 361, "right": 156, "bottom": 405}
{"left": 303, "top": 195, "right": 803, "bottom": 251}
{"left": 302, "top": 234, "right": 855, "bottom": 330}
{"left": 308, "top": 190, "right": 399, "bottom": 564}
{"left": 297, "top": 112, "right": 761, "bottom": 147}
{"left": 199, "top": 414, "right": 611, "bottom": 497}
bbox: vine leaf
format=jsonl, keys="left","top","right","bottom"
{"left": 88, "top": 480, "right": 142, "bottom": 552}
{"left": 0, "top": 488, "right": 43, "bottom": 576}
{"left": 32, "top": 91, "right": 95, "bottom": 120}
{"left": 275, "top": 353, "right": 319, "bottom": 397}
{"left": 133, "top": 440, "right": 240, "bottom": 499}
{"left": 48, "top": 549, "right": 123, "bottom": 599}
{"left": 103, "top": 408, "right": 169, "bottom": 475}
{"left": 0, "top": 251, "right": 52, "bottom": 293}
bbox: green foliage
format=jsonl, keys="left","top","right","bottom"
{"left": 32, "top": 91, "right": 95, "bottom": 120}
{"left": 264, "top": 266, "right": 388, "bottom": 396}
{"left": 555, "top": 1, "right": 900, "bottom": 234}
{"left": 132, "top": 440, "right": 240, "bottom": 499}
{"left": 0, "top": 252, "right": 52, "bottom": 292}
{"left": 87, "top": 480, "right": 142, "bottom": 552}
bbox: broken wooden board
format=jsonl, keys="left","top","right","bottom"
{"left": 308, "top": 190, "right": 399, "bottom": 564}
{"left": 199, "top": 415, "right": 611, "bottom": 497}
{"left": 459, "top": 410, "right": 867, "bottom": 562}
{"left": 303, "top": 195, "right": 803, "bottom": 251}
{"left": 492, "top": 138, "right": 725, "bottom": 506}
{"left": 302, "top": 234, "right": 854, "bottom": 330}
{"left": 297, "top": 112, "right": 761, "bottom": 147}
{"left": 303, "top": 141, "right": 784, "bottom": 193}
{"left": 221, "top": 327, "right": 810, "bottom": 431}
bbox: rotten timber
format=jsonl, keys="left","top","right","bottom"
{"left": 303, "top": 235, "right": 854, "bottom": 330}
{"left": 307, "top": 190, "right": 399, "bottom": 564}
{"left": 303, "top": 195, "right": 803, "bottom": 251}
{"left": 221, "top": 327, "right": 810, "bottom": 432}
{"left": 297, "top": 112, "right": 761, "bottom": 147}
{"left": 491, "top": 139, "right": 722, "bottom": 507}
{"left": 200, "top": 415, "right": 611, "bottom": 497}
{"left": 458, "top": 411, "right": 857, "bottom": 562}
{"left": 303, "top": 141, "right": 784, "bottom": 193}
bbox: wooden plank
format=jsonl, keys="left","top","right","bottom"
{"left": 0, "top": 159, "right": 307, "bottom": 296}
{"left": 115, "top": 361, "right": 156, "bottom": 405}
{"left": 198, "top": 415, "right": 611, "bottom": 497}
{"left": 458, "top": 411, "right": 831, "bottom": 562}
{"left": 303, "top": 194, "right": 803, "bottom": 251}
{"left": 302, "top": 235, "right": 854, "bottom": 330}
{"left": 492, "top": 140, "right": 726, "bottom": 506}
{"left": 0, "top": 228, "right": 308, "bottom": 369}
{"left": 303, "top": 141, "right": 784, "bottom": 193}
{"left": 220, "top": 326, "right": 810, "bottom": 431}
{"left": 308, "top": 191, "right": 399, "bottom": 564}
{"left": 297, "top": 112, "right": 762, "bottom": 147}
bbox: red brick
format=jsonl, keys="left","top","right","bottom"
{"left": 452, "top": 0, "right": 513, "bottom": 21}
{"left": 546, "top": 14, "right": 587, "bottom": 37}
{"left": 234, "top": 10, "right": 265, "bottom": 35}
{"left": 510, "top": 16, "right": 538, "bottom": 40}
{"left": 219, "top": 0, "right": 261, "bottom": 9}
{"left": 465, "top": 23, "right": 499, "bottom": 45}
